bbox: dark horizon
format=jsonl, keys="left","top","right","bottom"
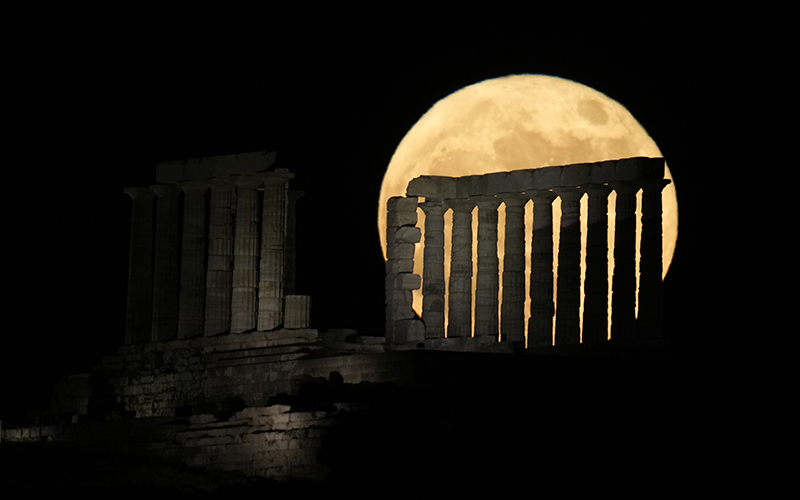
{"left": 3, "top": 10, "right": 790, "bottom": 420}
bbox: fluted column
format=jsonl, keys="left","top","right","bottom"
{"left": 285, "top": 190, "right": 303, "bottom": 296}
{"left": 447, "top": 200, "right": 474, "bottom": 338}
{"left": 230, "top": 176, "right": 261, "bottom": 333}
{"left": 581, "top": 184, "right": 613, "bottom": 344}
{"left": 475, "top": 197, "right": 500, "bottom": 339}
{"left": 204, "top": 181, "right": 234, "bottom": 336}
{"left": 554, "top": 188, "right": 583, "bottom": 345}
{"left": 610, "top": 181, "right": 639, "bottom": 341}
{"left": 420, "top": 201, "right": 447, "bottom": 339}
{"left": 124, "top": 187, "right": 155, "bottom": 345}
{"left": 258, "top": 173, "right": 293, "bottom": 331}
{"left": 177, "top": 182, "right": 208, "bottom": 339}
{"left": 637, "top": 178, "right": 671, "bottom": 338}
{"left": 528, "top": 190, "right": 557, "bottom": 348}
{"left": 150, "top": 184, "right": 181, "bottom": 342}
{"left": 501, "top": 196, "right": 527, "bottom": 344}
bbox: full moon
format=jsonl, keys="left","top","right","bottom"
{"left": 378, "top": 74, "right": 677, "bottom": 339}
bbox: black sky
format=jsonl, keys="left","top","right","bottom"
{"left": 3, "top": 8, "right": 790, "bottom": 417}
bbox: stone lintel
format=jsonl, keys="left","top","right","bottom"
{"left": 560, "top": 163, "right": 592, "bottom": 186}
{"left": 387, "top": 196, "right": 419, "bottom": 215}
{"left": 614, "top": 157, "right": 665, "bottom": 181}
{"left": 406, "top": 176, "right": 457, "bottom": 199}
{"left": 156, "top": 151, "right": 277, "bottom": 184}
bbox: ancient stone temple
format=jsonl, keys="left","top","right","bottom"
{"left": 385, "top": 157, "right": 670, "bottom": 350}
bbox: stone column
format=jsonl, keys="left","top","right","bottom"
{"left": 258, "top": 172, "right": 293, "bottom": 331}
{"left": 230, "top": 176, "right": 261, "bottom": 333}
{"left": 581, "top": 184, "right": 613, "bottom": 344}
{"left": 610, "top": 181, "right": 639, "bottom": 341}
{"left": 420, "top": 201, "right": 447, "bottom": 339}
{"left": 204, "top": 181, "right": 234, "bottom": 336}
{"left": 475, "top": 197, "right": 500, "bottom": 339}
{"left": 124, "top": 187, "right": 155, "bottom": 345}
{"left": 637, "top": 178, "right": 671, "bottom": 338}
{"left": 501, "top": 196, "right": 527, "bottom": 344}
{"left": 285, "top": 190, "right": 303, "bottom": 296}
{"left": 177, "top": 182, "right": 208, "bottom": 339}
{"left": 284, "top": 295, "right": 311, "bottom": 329}
{"left": 528, "top": 190, "right": 557, "bottom": 348}
{"left": 385, "top": 196, "right": 423, "bottom": 344}
{"left": 150, "top": 184, "right": 181, "bottom": 342}
{"left": 554, "top": 188, "right": 583, "bottom": 345}
{"left": 447, "top": 200, "right": 474, "bottom": 338}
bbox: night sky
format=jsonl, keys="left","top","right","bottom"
{"left": 3, "top": 9, "right": 789, "bottom": 418}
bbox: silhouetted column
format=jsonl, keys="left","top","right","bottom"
{"left": 501, "top": 196, "right": 527, "bottom": 344}
{"left": 554, "top": 188, "right": 583, "bottom": 345}
{"left": 447, "top": 200, "right": 474, "bottom": 338}
{"left": 528, "top": 190, "right": 557, "bottom": 348}
{"left": 475, "top": 197, "right": 500, "bottom": 339}
{"left": 285, "top": 190, "right": 303, "bottom": 296}
{"left": 124, "top": 187, "right": 155, "bottom": 345}
{"left": 581, "top": 184, "right": 613, "bottom": 344}
{"left": 610, "top": 181, "right": 639, "bottom": 341}
{"left": 637, "top": 178, "right": 671, "bottom": 338}
{"left": 420, "top": 201, "right": 447, "bottom": 339}
{"left": 204, "top": 181, "right": 234, "bottom": 336}
{"left": 385, "top": 196, "right": 423, "bottom": 344}
{"left": 258, "top": 172, "right": 293, "bottom": 331}
{"left": 231, "top": 176, "right": 261, "bottom": 333}
{"left": 177, "top": 182, "right": 208, "bottom": 339}
{"left": 150, "top": 184, "right": 181, "bottom": 342}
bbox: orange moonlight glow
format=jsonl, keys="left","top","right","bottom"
{"left": 378, "top": 75, "right": 677, "bottom": 342}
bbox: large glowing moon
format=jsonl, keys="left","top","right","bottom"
{"left": 378, "top": 74, "right": 677, "bottom": 332}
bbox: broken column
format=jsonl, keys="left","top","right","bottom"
{"left": 204, "top": 180, "right": 234, "bottom": 336}
{"left": 581, "top": 184, "right": 613, "bottom": 344}
{"left": 475, "top": 197, "right": 500, "bottom": 339}
{"left": 124, "top": 187, "right": 155, "bottom": 345}
{"left": 554, "top": 188, "right": 583, "bottom": 345}
{"left": 385, "top": 196, "right": 423, "bottom": 344}
{"left": 230, "top": 176, "right": 261, "bottom": 333}
{"left": 447, "top": 200, "right": 474, "bottom": 338}
{"left": 528, "top": 190, "right": 557, "bottom": 348}
{"left": 637, "top": 178, "right": 670, "bottom": 338}
{"left": 177, "top": 182, "right": 208, "bottom": 339}
{"left": 420, "top": 201, "right": 447, "bottom": 339}
{"left": 258, "top": 171, "right": 293, "bottom": 331}
{"left": 610, "top": 181, "right": 639, "bottom": 341}
{"left": 284, "top": 295, "right": 311, "bottom": 329}
{"left": 150, "top": 184, "right": 181, "bottom": 342}
{"left": 501, "top": 195, "right": 527, "bottom": 344}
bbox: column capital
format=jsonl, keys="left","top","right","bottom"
{"left": 553, "top": 186, "right": 584, "bottom": 202}
{"left": 474, "top": 196, "right": 501, "bottom": 210}
{"left": 418, "top": 200, "right": 448, "bottom": 215}
{"left": 149, "top": 184, "right": 182, "bottom": 198}
{"left": 260, "top": 170, "right": 294, "bottom": 186}
{"left": 124, "top": 187, "right": 155, "bottom": 200}
{"left": 608, "top": 180, "right": 641, "bottom": 195}
{"left": 639, "top": 178, "right": 671, "bottom": 192}
{"left": 178, "top": 180, "right": 209, "bottom": 195}
{"left": 527, "top": 189, "right": 557, "bottom": 203}
{"left": 580, "top": 183, "right": 614, "bottom": 197}
{"left": 499, "top": 194, "right": 528, "bottom": 207}
{"left": 448, "top": 199, "right": 475, "bottom": 213}
{"left": 234, "top": 174, "right": 263, "bottom": 190}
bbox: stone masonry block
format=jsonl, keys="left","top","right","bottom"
{"left": 561, "top": 163, "right": 592, "bottom": 186}
{"left": 393, "top": 226, "right": 421, "bottom": 244}
{"left": 394, "top": 319, "right": 425, "bottom": 344}
{"left": 387, "top": 211, "right": 418, "bottom": 227}
{"left": 384, "top": 273, "right": 421, "bottom": 291}
{"left": 385, "top": 258, "right": 414, "bottom": 274}
{"left": 385, "top": 290, "right": 413, "bottom": 307}
{"left": 591, "top": 160, "right": 617, "bottom": 184}
{"left": 387, "top": 243, "right": 415, "bottom": 259}
{"left": 615, "top": 157, "right": 664, "bottom": 181}
{"left": 406, "top": 176, "right": 457, "bottom": 199}
{"left": 506, "top": 169, "right": 536, "bottom": 192}
{"left": 485, "top": 172, "right": 510, "bottom": 195}
{"left": 387, "top": 196, "right": 419, "bottom": 213}
{"left": 532, "top": 165, "right": 563, "bottom": 189}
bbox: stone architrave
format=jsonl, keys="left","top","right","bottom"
{"left": 528, "top": 190, "right": 557, "bottom": 348}
{"left": 475, "top": 197, "right": 500, "bottom": 339}
{"left": 204, "top": 181, "right": 234, "bottom": 336}
{"left": 553, "top": 188, "right": 583, "bottom": 345}
{"left": 177, "top": 182, "right": 208, "bottom": 339}
{"left": 285, "top": 190, "right": 303, "bottom": 296}
{"left": 258, "top": 172, "right": 293, "bottom": 332}
{"left": 581, "top": 184, "right": 613, "bottom": 344}
{"left": 230, "top": 176, "right": 262, "bottom": 333}
{"left": 150, "top": 184, "right": 182, "bottom": 342}
{"left": 420, "top": 201, "right": 447, "bottom": 339}
{"left": 124, "top": 187, "right": 155, "bottom": 345}
{"left": 447, "top": 200, "right": 474, "bottom": 338}
{"left": 637, "top": 178, "right": 671, "bottom": 338}
{"left": 501, "top": 196, "right": 527, "bottom": 343}
{"left": 610, "top": 181, "right": 639, "bottom": 341}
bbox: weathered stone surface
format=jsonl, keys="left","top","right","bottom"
{"left": 387, "top": 196, "right": 419, "bottom": 214}
{"left": 258, "top": 173, "right": 293, "bottom": 331}
{"left": 420, "top": 202, "right": 447, "bottom": 339}
{"left": 500, "top": 196, "right": 527, "bottom": 342}
{"left": 447, "top": 200, "right": 474, "bottom": 338}
{"left": 385, "top": 258, "right": 414, "bottom": 274}
{"left": 284, "top": 295, "right": 311, "bottom": 329}
{"left": 387, "top": 243, "right": 415, "bottom": 260}
{"left": 532, "top": 166, "right": 563, "bottom": 189}
{"left": 485, "top": 172, "right": 509, "bottom": 195}
{"left": 406, "top": 175, "right": 457, "bottom": 199}
{"left": 385, "top": 273, "right": 422, "bottom": 291}
{"left": 392, "top": 226, "right": 421, "bottom": 244}
{"left": 475, "top": 197, "right": 500, "bottom": 338}
{"left": 387, "top": 211, "right": 418, "bottom": 227}
{"left": 393, "top": 318, "right": 425, "bottom": 344}
{"left": 591, "top": 160, "right": 617, "bottom": 184}
{"left": 615, "top": 157, "right": 664, "bottom": 181}
{"left": 561, "top": 163, "right": 592, "bottom": 186}
{"left": 506, "top": 169, "right": 535, "bottom": 192}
